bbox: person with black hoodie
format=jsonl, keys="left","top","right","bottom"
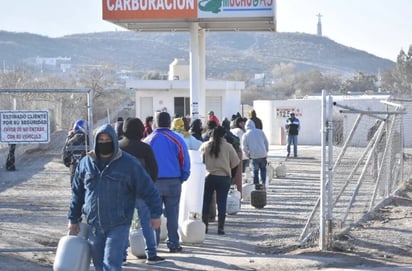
{"left": 189, "top": 118, "right": 203, "bottom": 142}
{"left": 115, "top": 117, "right": 124, "bottom": 139}
{"left": 119, "top": 118, "right": 158, "bottom": 181}
{"left": 249, "top": 109, "right": 263, "bottom": 130}
{"left": 119, "top": 117, "right": 164, "bottom": 265}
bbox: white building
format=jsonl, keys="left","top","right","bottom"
{"left": 253, "top": 94, "right": 412, "bottom": 147}
{"left": 126, "top": 58, "right": 244, "bottom": 122}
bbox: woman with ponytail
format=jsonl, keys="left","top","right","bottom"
{"left": 199, "top": 126, "right": 240, "bottom": 235}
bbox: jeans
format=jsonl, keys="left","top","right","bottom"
{"left": 136, "top": 198, "right": 157, "bottom": 257}
{"left": 251, "top": 158, "right": 267, "bottom": 185}
{"left": 202, "top": 175, "right": 231, "bottom": 218}
{"left": 89, "top": 224, "right": 130, "bottom": 271}
{"left": 287, "top": 135, "right": 298, "bottom": 156}
{"left": 154, "top": 178, "right": 182, "bottom": 249}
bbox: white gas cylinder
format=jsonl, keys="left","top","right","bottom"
{"left": 129, "top": 229, "right": 146, "bottom": 258}
{"left": 243, "top": 167, "right": 252, "bottom": 182}
{"left": 159, "top": 214, "right": 168, "bottom": 242}
{"left": 267, "top": 162, "right": 274, "bottom": 180}
{"left": 242, "top": 182, "right": 254, "bottom": 201}
{"left": 179, "top": 150, "right": 206, "bottom": 226}
{"left": 53, "top": 223, "right": 91, "bottom": 271}
{"left": 226, "top": 186, "right": 241, "bottom": 214}
{"left": 180, "top": 212, "right": 205, "bottom": 244}
{"left": 275, "top": 162, "right": 287, "bottom": 178}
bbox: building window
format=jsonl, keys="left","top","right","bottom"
{"left": 174, "top": 97, "right": 190, "bottom": 117}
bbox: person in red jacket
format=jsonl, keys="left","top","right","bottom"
{"left": 207, "top": 110, "right": 220, "bottom": 126}
{"left": 143, "top": 116, "right": 154, "bottom": 138}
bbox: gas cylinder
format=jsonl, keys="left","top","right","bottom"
{"left": 180, "top": 212, "right": 205, "bottom": 244}
{"left": 242, "top": 182, "right": 254, "bottom": 201}
{"left": 265, "top": 175, "right": 270, "bottom": 190}
{"left": 129, "top": 228, "right": 146, "bottom": 258}
{"left": 275, "top": 162, "right": 287, "bottom": 178}
{"left": 159, "top": 214, "right": 168, "bottom": 242}
{"left": 243, "top": 165, "right": 252, "bottom": 182}
{"left": 179, "top": 150, "right": 206, "bottom": 226}
{"left": 266, "top": 162, "right": 274, "bottom": 180}
{"left": 53, "top": 223, "right": 91, "bottom": 271}
{"left": 251, "top": 184, "right": 267, "bottom": 209}
{"left": 226, "top": 185, "right": 241, "bottom": 214}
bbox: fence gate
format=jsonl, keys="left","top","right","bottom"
{"left": 300, "top": 92, "right": 411, "bottom": 250}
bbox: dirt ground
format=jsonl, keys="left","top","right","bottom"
{"left": 0, "top": 133, "right": 412, "bottom": 271}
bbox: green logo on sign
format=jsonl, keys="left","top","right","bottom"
{"left": 198, "top": 0, "right": 222, "bottom": 13}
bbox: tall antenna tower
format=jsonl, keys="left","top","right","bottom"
{"left": 316, "top": 13, "right": 323, "bottom": 36}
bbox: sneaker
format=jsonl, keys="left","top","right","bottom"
{"left": 146, "top": 255, "right": 165, "bottom": 264}
{"left": 137, "top": 255, "right": 147, "bottom": 259}
{"left": 169, "top": 246, "right": 183, "bottom": 253}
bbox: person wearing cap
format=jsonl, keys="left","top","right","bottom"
{"left": 67, "top": 123, "right": 162, "bottom": 270}
{"left": 144, "top": 112, "right": 191, "bottom": 253}
{"left": 207, "top": 110, "right": 220, "bottom": 126}
{"left": 62, "top": 119, "right": 90, "bottom": 184}
{"left": 285, "top": 112, "right": 300, "bottom": 158}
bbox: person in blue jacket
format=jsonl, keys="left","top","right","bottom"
{"left": 67, "top": 123, "right": 162, "bottom": 271}
{"left": 144, "top": 112, "right": 191, "bottom": 253}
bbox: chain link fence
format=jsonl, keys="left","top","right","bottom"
{"left": 300, "top": 96, "right": 412, "bottom": 249}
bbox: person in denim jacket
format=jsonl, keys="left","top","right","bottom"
{"left": 67, "top": 123, "right": 162, "bottom": 271}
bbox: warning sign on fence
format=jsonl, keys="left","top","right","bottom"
{"left": 0, "top": 110, "right": 50, "bottom": 144}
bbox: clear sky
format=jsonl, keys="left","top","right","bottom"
{"left": 0, "top": 0, "right": 410, "bottom": 61}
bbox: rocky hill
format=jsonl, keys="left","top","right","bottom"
{"left": 0, "top": 30, "right": 395, "bottom": 79}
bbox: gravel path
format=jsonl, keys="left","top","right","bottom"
{"left": 0, "top": 136, "right": 411, "bottom": 271}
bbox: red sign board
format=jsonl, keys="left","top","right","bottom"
{"left": 102, "top": 0, "right": 276, "bottom": 31}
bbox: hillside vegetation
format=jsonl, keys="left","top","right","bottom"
{"left": 0, "top": 31, "right": 394, "bottom": 79}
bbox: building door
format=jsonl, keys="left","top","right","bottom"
{"left": 174, "top": 97, "right": 190, "bottom": 117}
{"left": 139, "top": 97, "right": 153, "bottom": 119}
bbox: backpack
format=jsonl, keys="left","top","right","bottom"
{"left": 62, "top": 133, "right": 89, "bottom": 168}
